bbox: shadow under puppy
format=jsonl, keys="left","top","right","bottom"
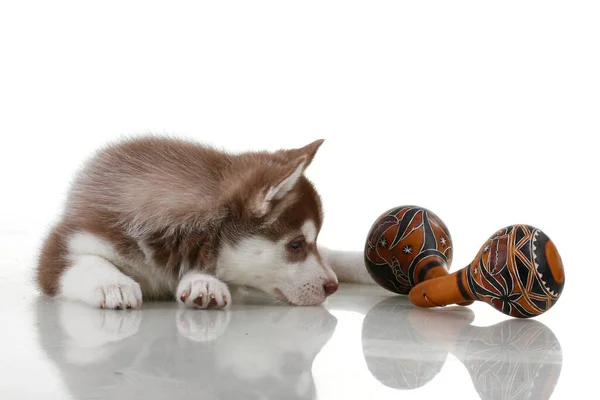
{"left": 36, "top": 135, "right": 369, "bottom": 310}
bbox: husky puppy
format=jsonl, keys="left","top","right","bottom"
{"left": 36, "top": 135, "right": 369, "bottom": 309}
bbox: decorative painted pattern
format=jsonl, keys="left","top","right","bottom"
{"left": 465, "top": 224, "right": 565, "bottom": 318}
{"left": 364, "top": 205, "right": 453, "bottom": 294}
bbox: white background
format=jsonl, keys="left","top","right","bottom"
{"left": 1, "top": 1, "right": 599, "bottom": 399}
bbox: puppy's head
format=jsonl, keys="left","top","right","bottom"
{"left": 218, "top": 139, "right": 338, "bottom": 305}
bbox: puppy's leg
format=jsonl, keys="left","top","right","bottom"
{"left": 60, "top": 255, "right": 143, "bottom": 310}
{"left": 37, "top": 225, "right": 143, "bottom": 310}
{"left": 319, "top": 247, "right": 375, "bottom": 285}
{"left": 176, "top": 271, "right": 231, "bottom": 309}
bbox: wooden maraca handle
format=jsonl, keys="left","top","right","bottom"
{"left": 418, "top": 266, "right": 474, "bottom": 306}
{"left": 409, "top": 269, "right": 474, "bottom": 308}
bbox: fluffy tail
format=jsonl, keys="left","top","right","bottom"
{"left": 319, "top": 247, "right": 375, "bottom": 285}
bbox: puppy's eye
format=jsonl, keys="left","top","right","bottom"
{"left": 289, "top": 239, "right": 304, "bottom": 250}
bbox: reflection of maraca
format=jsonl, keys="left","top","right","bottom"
{"left": 362, "top": 297, "right": 563, "bottom": 399}
{"left": 361, "top": 297, "right": 474, "bottom": 390}
{"left": 409, "top": 224, "right": 565, "bottom": 318}
{"left": 453, "top": 319, "right": 563, "bottom": 400}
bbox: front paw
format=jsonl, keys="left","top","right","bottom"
{"left": 95, "top": 280, "right": 143, "bottom": 310}
{"left": 176, "top": 273, "right": 231, "bottom": 309}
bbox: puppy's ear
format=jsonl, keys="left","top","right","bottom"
{"left": 298, "top": 139, "right": 325, "bottom": 166}
{"left": 280, "top": 139, "right": 325, "bottom": 168}
{"left": 249, "top": 155, "right": 308, "bottom": 218}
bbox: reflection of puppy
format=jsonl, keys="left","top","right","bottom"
{"left": 176, "top": 308, "right": 231, "bottom": 342}
{"left": 214, "top": 307, "right": 337, "bottom": 392}
{"left": 35, "top": 298, "right": 337, "bottom": 400}
{"left": 56, "top": 301, "right": 142, "bottom": 365}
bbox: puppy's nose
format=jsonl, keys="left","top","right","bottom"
{"left": 323, "top": 281, "right": 339, "bottom": 297}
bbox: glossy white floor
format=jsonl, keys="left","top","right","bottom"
{"left": 2, "top": 2, "right": 599, "bottom": 399}
{"left": 0, "top": 228, "right": 593, "bottom": 400}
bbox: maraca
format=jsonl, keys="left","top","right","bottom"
{"left": 409, "top": 224, "right": 565, "bottom": 318}
{"left": 364, "top": 205, "right": 472, "bottom": 305}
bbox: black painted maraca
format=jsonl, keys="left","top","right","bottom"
{"left": 364, "top": 205, "right": 473, "bottom": 305}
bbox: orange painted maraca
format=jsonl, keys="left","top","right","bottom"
{"left": 409, "top": 224, "right": 565, "bottom": 318}
{"left": 364, "top": 205, "right": 472, "bottom": 305}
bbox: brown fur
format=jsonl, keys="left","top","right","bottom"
{"left": 36, "top": 135, "right": 325, "bottom": 300}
